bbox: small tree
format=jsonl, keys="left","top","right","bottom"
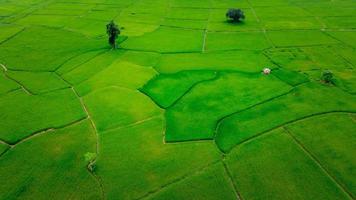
{"left": 84, "top": 152, "right": 97, "bottom": 172}
{"left": 226, "top": 8, "right": 245, "bottom": 22}
{"left": 106, "top": 20, "right": 120, "bottom": 49}
{"left": 321, "top": 70, "right": 333, "bottom": 84}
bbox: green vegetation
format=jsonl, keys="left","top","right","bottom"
{"left": 0, "top": 0, "right": 355, "bottom": 199}
{"left": 226, "top": 8, "right": 245, "bottom": 23}
{"left": 106, "top": 20, "right": 120, "bottom": 48}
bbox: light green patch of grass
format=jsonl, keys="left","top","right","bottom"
{"left": 147, "top": 162, "right": 236, "bottom": 200}
{"left": 167, "top": 8, "right": 210, "bottom": 20}
{"left": 326, "top": 31, "right": 356, "bottom": 48}
{"left": 162, "top": 18, "right": 207, "bottom": 30}
{"left": 333, "top": 69, "right": 356, "bottom": 94}
{"left": 65, "top": 17, "right": 109, "bottom": 37}
{"left": 118, "top": 50, "right": 161, "bottom": 67}
{"left": 83, "top": 87, "right": 162, "bottom": 132}
{"left": 216, "top": 82, "right": 356, "bottom": 152}
{"left": 97, "top": 116, "right": 221, "bottom": 200}
{"left": 76, "top": 60, "right": 157, "bottom": 96}
{"left": 0, "top": 89, "right": 86, "bottom": 144}
{"left": 302, "top": 5, "right": 356, "bottom": 17}
{"left": 0, "top": 24, "right": 23, "bottom": 44}
{"left": 248, "top": 0, "right": 289, "bottom": 6}
{"left": 121, "top": 27, "right": 204, "bottom": 53}
{"left": 166, "top": 72, "right": 291, "bottom": 141}
{"left": 56, "top": 50, "right": 105, "bottom": 75}
{"left": 265, "top": 46, "right": 350, "bottom": 71}
{"left": 226, "top": 129, "right": 351, "bottom": 200}
{"left": 62, "top": 50, "right": 122, "bottom": 85}
{"left": 6, "top": 71, "right": 69, "bottom": 94}
{"left": 15, "top": 14, "right": 74, "bottom": 28}
{"left": 141, "top": 71, "right": 217, "bottom": 108}
{"left": 171, "top": 0, "right": 212, "bottom": 8}
{"left": 156, "top": 51, "right": 276, "bottom": 73}
{"left": 42, "top": 2, "right": 95, "bottom": 11}
{"left": 83, "top": 8, "right": 121, "bottom": 21}
{"left": 207, "top": 21, "right": 261, "bottom": 32}
{"left": 267, "top": 30, "right": 338, "bottom": 47}
{"left": 117, "top": 11, "right": 162, "bottom": 24}
{"left": 205, "top": 31, "right": 270, "bottom": 51}
{"left": 0, "top": 27, "right": 105, "bottom": 71}
{"left": 254, "top": 6, "right": 312, "bottom": 19}
{"left": 260, "top": 17, "right": 322, "bottom": 30}
{"left": 272, "top": 68, "right": 309, "bottom": 86}
{"left": 322, "top": 17, "right": 356, "bottom": 29}
{"left": 211, "top": 0, "right": 249, "bottom": 8}
{"left": 286, "top": 113, "right": 356, "bottom": 196}
{"left": 0, "top": 119, "right": 101, "bottom": 199}
{"left": 120, "top": 21, "right": 159, "bottom": 37}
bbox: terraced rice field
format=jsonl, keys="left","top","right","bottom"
{"left": 0, "top": 0, "right": 355, "bottom": 199}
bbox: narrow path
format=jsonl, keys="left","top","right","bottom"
{"left": 54, "top": 70, "right": 106, "bottom": 200}
{"left": 0, "top": 117, "right": 87, "bottom": 158}
{"left": 1, "top": 63, "right": 33, "bottom": 95}
{"left": 101, "top": 114, "right": 163, "bottom": 134}
{"left": 284, "top": 127, "right": 354, "bottom": 199}
{"left": 222, "top": 158, "right": 243, "bottom": 200}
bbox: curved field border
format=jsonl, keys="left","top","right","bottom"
{"left": 219, "top": 111, "right": 356, "bottom": 154}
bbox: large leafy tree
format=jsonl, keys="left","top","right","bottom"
{"left": 226, "top": 8, "right": 245, "bottom": 22}
{"left": 106, "top": 20, "right": 120, "bottom": 48}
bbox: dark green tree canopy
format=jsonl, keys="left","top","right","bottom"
{"left": 226, "top": 8, "right": 245, "bottom": 22}
{"left": 321, "top": 70, "right": 334, "bottom": 84}
{"left": 106, "top": 20, "right": 120, "bottom": 48}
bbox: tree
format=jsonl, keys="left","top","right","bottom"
{"left": 84, "top": 152, "right": 97, "bottom": 172}
{"left": 106, "top": 20, "right": 120, "bottom": 49}
{"left": 321, "top": 70, "right": 333, "bottom": 84}
{"left": 226, "top": 8, "right": 245, "bottom": 22}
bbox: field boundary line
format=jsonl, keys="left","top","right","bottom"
{"left": 0, "top": 28, "right": 25, "bottom": 46}
{"left": 213, "top": 87, "right": 295, "bottom": 140}
{"left": 101, "top": 114, "right": 163, "bottom": 134}
{"left": 222, "top": 158, "right": 243, "bottom": 200}
{"left": 54, "top": 71, "right": 106, "bottom": 200}
{"left": 139, "top": 72, "right": 219, "bottom": 109}
{"left": 1, "top": 63, "right": 33, "bottom": 95}
{"left": 166, "top": 72, "right": 219, "bottom": 108}
{"left": 224, "top": 111, "right": 356, "bottom": 153}
{"left": 70, "top": 86, "right": 106, "bottom": 200}
{"left": 283, "top": 127, "right": 354, "bottom": 199}
{"left": 135, "top": 160, "right": 221, "bottom": 200}
{"left": 0, "top": 117, "right": 88, "bottom": 159}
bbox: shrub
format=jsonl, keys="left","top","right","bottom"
{"left": 84, "top": 152, "right": 97, "bottom": 172}
{"left": 226, "top": 9, "right": 245, "bottom": 22}
{"left": 321, "top": 70, "right": 333, "bottom": 84}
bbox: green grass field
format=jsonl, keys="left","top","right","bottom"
{"left": 0, "top": 0, "right": 355, "bottom": 199}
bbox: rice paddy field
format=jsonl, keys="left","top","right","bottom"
{"left": 0, "top": 0, "right": 355, "bottom": 199}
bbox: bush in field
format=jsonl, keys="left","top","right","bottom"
{"left": 106, "top": 20, "right": 120, "bottom": 49}
{"left": 84, "top": 152, "right": 97, "bottom": 172}
{"left": 321, "top": 70, "right": 333, "bottom": 84}
{"left": 226, "top": 8, "right": 245, "bottom": 22}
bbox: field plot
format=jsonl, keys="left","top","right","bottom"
{"left": 0, "top": 0, "right": 355, "bottom": 199}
